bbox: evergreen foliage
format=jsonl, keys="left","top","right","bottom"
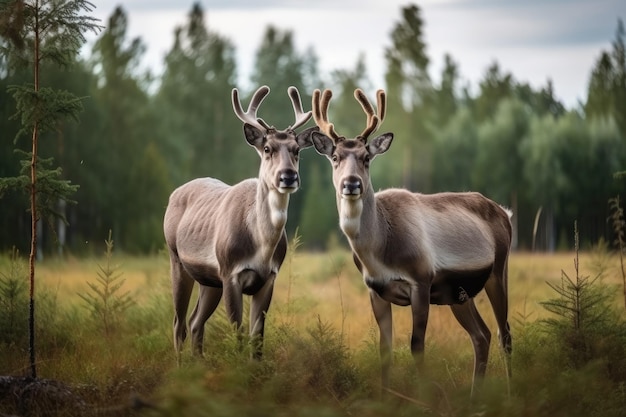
{"left": 0, "top": 0, "right": 102, "bottom": 378}
{"left": 608, "top": 195, "right": 626, "bottom": 307}
{"left": 0, "top": 3, "right": 624, "bottom": 253}
{"left": 383, "top": 4, "right": 433, "bottom": 192}
{"left": 541, "top": 223, "right": 626, "bottom": 370}
{"left": 79, "top": 230, "right": 133, "bottom": 337}
{"left": 586, "top": 18, "right": 626, "bottom": 138}
{"left": 298, "top": 164, "right": 337, "bottom": 249}
{"left": 155, "top": 3, "right": 240, "bottom": 186}
{"left": 0, "top": 150, "right": 77, "bottom": 223}
{"left": 1, "top": 3, "right": 626, "bottom": 414}
{"left": 431, "top": 107, "right": 478, "bottom": 192}
{"left": 0, "top": 247, "right": 28, "bottom": 346}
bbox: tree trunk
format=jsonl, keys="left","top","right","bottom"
{"left": 28, "top": 0, "right": 41, "bottom": 379}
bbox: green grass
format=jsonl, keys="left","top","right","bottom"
{"left": 1, "top": 247, "right": 625, "bottom": 416}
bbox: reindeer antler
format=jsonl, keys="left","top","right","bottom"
{"left": 354, "top": 88, "right": 386, "bottom": 142}
{"left": 287, "top": 86, "right": 312, "bottom": 131}
{"left": 232, "top": 85, "right": 272, "bottom": 132}
{"left": 376, "top": 89, "right": 387, "bottom": 124}
{"left": 312, "top": 89, "right": 342, "bottom": 142}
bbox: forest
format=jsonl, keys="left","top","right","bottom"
{"left": 2, "top": 3, "right": 626, "bottom": 416}
{"left": 1, "top": 2, "right": 625, "bottom": 255}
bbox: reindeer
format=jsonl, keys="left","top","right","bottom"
{"left": 163, "top": 85, "right": 316, "bottom": 360}
{"left": 309, "top": 88, "right": 513, "bottom": 393}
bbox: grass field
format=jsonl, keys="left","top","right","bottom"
{"left": 34, "top": 247, "right": 625, "bottom": 351}
{"left": 1, "top": 246, "right": 626, "bottom": 416}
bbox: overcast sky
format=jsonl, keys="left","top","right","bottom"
{"left": 87, "top": 0, "right": 626, "bottom": 108}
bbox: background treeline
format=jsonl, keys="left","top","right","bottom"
{"left": 1, "top": 3, "right": 625, "bottom": 255}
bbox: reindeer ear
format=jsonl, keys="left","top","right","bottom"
{"left": 243, "top": 123, "right": 264, "bottom": 148}
{"left": 311, "top": 131, "right": 335, "bottom": 157}
{"left": 295, "top": 126, "right": 318, "bottom": 149}
{"left": 367, "top": 132, "right": 393, "bottom": 156}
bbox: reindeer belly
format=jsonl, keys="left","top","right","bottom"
{"left": 181, "top": 260, "right": 222, "bottom": 288}
{"left": 430, "top": 265, "right": 493, "bottom": 305}
{"left": 365, "top": 276, "right": 412, "bottom": 306}
{"left": 363, "top": 264, "right": 493, "bottom": 306}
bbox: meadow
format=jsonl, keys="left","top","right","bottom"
{"left": 1, "top": 241, "right": 626, "bottom": 416}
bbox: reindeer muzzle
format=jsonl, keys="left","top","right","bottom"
{"left": 278, "top": 170, "right": 299, "bottom": 191}
{"left": 341, "top": 177, "right": 362, "bottom": 199}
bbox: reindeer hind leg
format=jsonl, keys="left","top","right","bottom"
{"left": 171, "top": 254, "right": 195, "bottom": 361}
{"left": 484, "top": 261, "right": 512, "bottom": 377}
{"left": 189, "top": 285, "right": 223, "bottom": 357}
{"left": 450, "top": 299, "right": 491, "bottom": 396}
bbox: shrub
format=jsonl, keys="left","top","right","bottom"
{"left": 0, "top": 248, "right": 28, "bottom": 346}
{"left": 78, "top": 231, "right": 134, "bottom": 337}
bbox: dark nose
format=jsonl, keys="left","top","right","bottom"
{"left": 342, "top": 176, "right": 361, "bottom": 195}
{"left": 280, "top": 170, "right": 299, "bottom": 187}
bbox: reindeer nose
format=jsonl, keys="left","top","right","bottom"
{"left": 342, "top": 177, "right": 362, "bottom": 196}
{"left": 279, "top": 170, "right": 299, "bottom": 188}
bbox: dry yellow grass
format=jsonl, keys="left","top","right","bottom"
{"left": 1, "top": 247, "right": 620, "bottom": 416}
{"left": 35, "top": 254, "right": 170, "bottom": 303}
{"left": 271, "top": 249, "right": 623, "bottom": 346}
{"left": 32, "top": 248, "right": 624, "bottom": 361}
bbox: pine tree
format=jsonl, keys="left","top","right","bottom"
{"left": 612, "top": 19, "right": 626, "bottom": 137}
{"left": 89, "top": 6, "right": 154, "bottom": 251}
{"left": 0, "top": 0, "right": 101, "bottom": 378}
{"left": 474, "top": 61, "right": 514, "bottom": 122}
{"left": 383, "top": 4, "right": 433, "bottom": 191}
{"left": 432, "top": 53, "right": 459, "bottom": 127}
{"left": 585, "top": 18, "right": 626, "bottom": 138}
{"left": 155, "top": 2, "right": 239, "bottom": 185}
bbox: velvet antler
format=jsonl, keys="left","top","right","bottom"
{"left": 232, "top": 85, "right": 272, "bottom": 131}
{"left": 354, "top": 88, "right": 386, "bottom": 143}
{"left": 287, "top": 86, "right": 312, "bottom": 131}
{"left": 312, "top": 89, "right": 342, "bottom": 142}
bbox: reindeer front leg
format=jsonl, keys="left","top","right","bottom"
{"left": 223, "top": 275, "right": 244, "bottom": 342}
{"left": 250, "top": 275, "right": 276, "bottom": 359}
{"left": 370, "top": 289, "right": 393, "bottom": 388}
{"left": 410, "top": 282, "right": 431, "bottom": 372}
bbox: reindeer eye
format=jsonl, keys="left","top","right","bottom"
{"left": 332, "top": 154, "right": 338, "bottom": 163}
{"left": 264, "top": 146, "right": 271, "bottom": 154}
